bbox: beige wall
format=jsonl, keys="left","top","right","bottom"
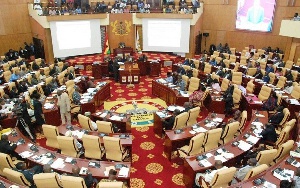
{"left": 200, "top": 0, "right": 300, "bottom": 54}
{"left": 0, "top": 0, "right": 32, "bottom": 56}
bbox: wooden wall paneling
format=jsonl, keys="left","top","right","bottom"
{"left": 0, "top": 34, "right": 32, "bottom": 55}
{"left": 294, "top": 46, "right": 300, "bottom": 62}
{"left": 45, "top": 29, "right": 54, "bottom": 63}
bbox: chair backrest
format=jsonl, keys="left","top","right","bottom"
{"left": 230, "top": 48, "right": 236, "bottom": 55}
{"left": 192, "top": 68, "right": 199, "bottom": 78}
{"left": 216, "top": 57, "right": 222, "bottom": 64}
{"left": 247, "top": 68, "right": 257, "bottom": 76}
{"left": 223, "top": 59, "right": 230, "bottom": 68}
{"left": 291, "top": 85, "right": 300, "bottom": 99}
{"left": 57, "top": 136, "right": 79, "bottom": 157}
{"left": 238, "top": 111, "right": 247, "bottom": 132}
{"left": 291, "top": 70, "right": 298, "bottom": 81}
{"left": 204, "top": 63, "right": 212, "bottom": 74}
{"left": 269, "top": 72, "right": 276, "bottom": 85}
{"left": 3, "top": 71, "right": 11, "bottom": 82}
{"left": 82, "top": 134, "right": 104, "bottom": 160}
{"left": 246, "top": 80, "right": 255, "bottom": 94}
{"left": 285, "top": 60, "right": 294, "bottom": 69}
{"left": 8, "top": 82, "right": 16, "bottom": 91}
{"left": 33, "top": 173, "right": 63, "bottom": 188}
{"left": 45, "top": 76, "right": 53, "bottom": 85}
{"left": 96, "top": 182, "right": 124, "bottom": 188}
{"left": 258, "top": 85, "right": 272, "bottom": 101}
{"left": 203, "top": 128, "right": 222, "bottom": 151}
{"left": 173, "top": 112, "right": 189, "bottom": 130}
{"left": 213, "top": 51, "right": 220, "bottom": 57}
{"left": 229, "top": 55, "right": 236, "bottom": 62}
{"left": 61, "top": 175, "right": 87, "bottom": 188}
{"left": 188, "top": 77, "right": 200, "bottom": 93}
{"left": 0, "top": 88, "right": 5, "bottom": 97}
{"left": 220, "top": 78, "right": 229, "bottom": 92}
{"left": 279, "top": 108, "right": 290, "bottom": 126}
{"left": 0, "top": 153, "right": 16, "bottom": 176}
{"left": 186, "top": 107, "right": 201, "bottom": 126}
{"left": 44, "top": 67, "right": 50, "bottom": 77}
{"left": 194, "top": 60, "right": 200, "bottom": 69}
{"left": 276, "top": 76, "right": 287, "bottom": 89}
{"left": 244, "top": 164, "right": 268, "bottom": 180}
{"left": 66, "top": 80, "right": 75, "bottom": 89}
{"left": 182, "top": 65, "right": 191, "bottom": 71}
{"left": 273, "top": 140, "right": 294, "bottom": 163}
{"left": 58, "top": 62, "right": 64, "bottom": 71}
{"left": 232, "top": 72, "right": 242, "bottom": 85}
{"left": 275, "top": 125, "right": 292, "bottom": 147}
{"left": 182, "top": 75, "right": 189, "bottom": 90}
{"left": 96, "top": 121, "right": 114, "bottom": 134}
{"left": 67, "top": 87, "right": 75, "bottom": 101}
{"left": 221, "top": 122, "right": 239, "bottom": 144}
{"left": 260, "top": 61, "right": 266, "bottom": 70}
{"left": 103, "top": 136, "right": 124, "bottom": 162}
{"left": 3, "top": 63, "right": 10, "bottom": 71}
{"left": 78, "top": 114, "right": 93, "bottom": 131}
{"left": 42, "top": 124, "right": 59, "bottom": 149}
{"left": 232, "top": 87, "right": 242, "bottom": 105}
{"left": 186, "top": 133, "right": 205, "bottom": 156}
{"left": 211, "top": 72, "right": 220, "bottom": 81}
{"left": 223, "top": 53, "right": 230, "bottom": 60}
{"left": 210, "top": 167, "right": 236, "bottom": 187}
{"left": 3, "top": 168, "right": 31, "bottom": 186}
{"left": 256, "top": 149, "right": 278, "bottom": 166}
{"left": 285, "top": 119, "right": 296, "bottom": 130}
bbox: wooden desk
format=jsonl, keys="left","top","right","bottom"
{"left": 0, "top": 176, "right": 26, "bottom": 188}
{"left": 231, "top": 113, "right": 300, "bottom": 187}
{"left": 91, "top": 110, "right": 131, "bottom": 133}
{"left": 240, "top": 94, "right": 263, "bottom": 121}
{"left": 137, "top": 61, "right": 161, "bottom": 76}
{"left": 164, "top": 113, "right": 225, "bottom": 161}
{"left": 119, "top": 68, "right": 140, "bottom": 84}
{"left": 113, "top": 47, "right": 133, "bottom": 57}
{"left": 58, "top": 124, "right": 132, "bottom": 147}
{"left": 183, "top": 111, "right": 268, "bottom": 187}
{"left": 204, "top": 91, "right": 225, "bottom": 114}
{"left": 152, "top": 80, "right": 189, "bottom": 106}
{"left": 8, "top": 128, "right": 131, "bottom": 183}
{"left": 92, "top": 63, "right": 109, "bottom": 79}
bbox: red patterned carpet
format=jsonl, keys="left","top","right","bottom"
{"left": 36, "top": 54, "right": 212, "bottom": 188}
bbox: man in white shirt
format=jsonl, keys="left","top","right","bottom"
{"left": 231, "top": 158, "right": 257, "bottom": 184}
{"left": 195, "top": 160, "right": 228, "bottom": 187}
{"left": 57, "top": 89, "right": 71, "bottom": 125}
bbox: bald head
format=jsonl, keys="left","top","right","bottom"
{"left": 72, "top": 166, "right": 80, "bottom": 176}
{"left": 248, "top": 158, "right": 257, "bottom": 166}
{"left": 43, "top": 164, "right": 52, "bottom": 173}
{"left": 214, "top": 160, "right": 223, "bottom": 169}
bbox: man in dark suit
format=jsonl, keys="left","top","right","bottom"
{"left": 162, "top": 109, "right": 180, "bottom": 130}
{"left": 72, "top": 165, "right": 98, "bottom": 188}
{"left": 260, "top": 123, "right": 277, "bottom": 144}
{"left": 215, "top": 67, "right": 224, "bottom": 77}
{"left": 0, "top": 135, "right": 17, "bottom": 156}
{"left": 268, "top": 106, "right": 284, "bottom": 125}
{"left": 14, "top": 162, "right": 43, "bottom": 184}
{"left": 18, "top": 81, "right": 28, "bottom": 94}
{"left": 9, "top": 86, "right": 19, "bottom": 99}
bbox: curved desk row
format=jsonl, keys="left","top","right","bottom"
{"left": 0, "top": 175, "right": 26, "bottom": 188}
{"left": 7, "top": 128, "right": 131, "bottom": 183}
{"left": 183, "top": 110, "right": 268, "bottom": 187}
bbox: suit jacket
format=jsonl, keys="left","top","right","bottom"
{"left": 58, "top": 92, "right": 71, "bottom": 113}
{"left": 164, "top": 116, "right": 176, "bottom": 130}
{"left": 0, "top": 140, "right": 17, "bottom": 155}
{"left": 269, "top": 112, "right": 284, "bottom": 125}
{"left": 261, "top": 125, "right": 277, "bottom": 143}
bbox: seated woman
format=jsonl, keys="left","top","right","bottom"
{"left": 262, "top": 92, "right": 277, "bottom": 111}
{"left": 189, "top": 85, "right": 206, "bottom": 106}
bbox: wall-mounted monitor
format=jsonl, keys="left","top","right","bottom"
{"left": 235, "top": 0, "right": 276, "bottom": 32}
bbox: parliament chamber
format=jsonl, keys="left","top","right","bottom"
{"left": 1, "top": 0, "right": 300, "bottom": 187}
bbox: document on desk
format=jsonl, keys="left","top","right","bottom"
{"left": 238, "top": 140, "right": 252, "bottom": 151}
{"left": 110, "top": 115, "right": 123, "bottom": 121}
{"left": 222, "top": 152, "right": 234, "bottom": 159}
{"left": 118, "top": 167, "right": 129, "bottom": 177}
{"left": 214, "top": 155, "right": 227, "bottom": 163}
{"left": 205, "top": 122, "right": 217, "bottom": 128}
{"left": 263, "top": 181, "right": 277, "bottom": 188}
{"left": 194, "top": 127, "right": 207, "bottom": 133}
{"left": 180, "top": 91, "right": 189, "bottom": 97}
{"left": 290, "top": 151, "right": 300, "bottom": 158}
{"left": 253, "top": 101, "right": 263, "bottom": 104}
{"left": 44, "top": 103, "right": 54, "bottom": 109}
{"left": 100, "top": 112, "right": 108, "bottom": 118}
{"left": 252, "top": 122, "right": 263, "bottom": 127}
{"left": 289, "top": 99, "right": 300, "bottom": 105}
{"left": 156, "top": 111, "right": 168, "bottom": 118}
{"left": 20, "top": 151, "right": 34, "bottom": 158}
{"left": 255, "top": 114, "right": 265, "bottom": 117}
{"left": 199, "top": 159, "right": 212, "bottom": 167}
{"left": 246, "top": 135, "right": 260, "bottom": 144}
{"left": 273, "top": 169, "right": 294, "bottom": 181}
{"left": 51, "top": 158, "right": 65, "bottom": 169}
{"left": 213, "top": 118, "right": 223, "bottom": 123}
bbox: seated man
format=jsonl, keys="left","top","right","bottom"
{"left": 0, "top": 134, "right": 16, "bottom": 157}
{"left": 87, "top": 77, "right": 96, "bottom": 88}
{"left": 9, "top": 86, "right": 19, "bottom": 99}
{"left": 231, "top": 158, "right": 258, "bottom": 184}
{"left": 72, "top": 165, "right": 98, "bottom": 188}
{"left": 176, "top": 75, "right": 186, "bottom": 91}
{"left": 18, "top": 81, "right": 28, "bottom": 94}
{"left": 215, "top": 67, "right": 224, "bottom": 77}
{"left": 195, "top": 160, "right": 228, "bottom": 187}
{"left": 285, "top": 70, "right": 294, "bottom": 81}
{"left": 162, "top": 109, "right": 180, "bottom": 130}
{"left": 183, "top": 102, "right": 192, "bottom": 113}
{"left": 262, "top": 92, "right": 277, "bottom": 111}
{"left": 165, "top": 72, "right": 173, "bottom": 83}
{"left": 209, "top": 58, "right": 217, "bottom": 66}
{"left": 9, "top": 70, "right": 20, "bottom": 82}
{"left": 268, "top": 106, "right": 284, "bottom": 125}
{"left": 14, "top": 162, "right": 43, "bottom": 184}
{"left": 253, "top": 69, "right": 263, "bottom": 79}
{"left": 284, "top": 81, "right": 294, "bottom": 94}
{"left": 260, "top": 123, "right": 277, "bottom": 144}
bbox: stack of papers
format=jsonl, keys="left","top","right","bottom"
{"left": 199, "top": 159, "right": 212, "bottom": 167}
{"left": 205, "top": 122, "right": 217, "bottom": 128}
{"left": 168, "top": 106, "right": 185, "bottom": 112}
{"left": 156, "top": 111, "right": 167, "bottom": 118}
{"left": 95, "top": 111, "right": 102, "bottom": 116}
{"left": 72, "top": 130, "right": 84, "bottom": 139}
{"left": 20, "top": 151, "right": 34, "bottom": 158}
{"left": 100, "top": 112, "right": 108, "bottom": 118}
{"left": 44, "top": 103, "right": 54, "bottom": 109}
{"left": 213, "top": 118, "right": 223, "bottom": 123}
{"left": 290, "top": 151, "right": 300, "bottom": 158}
{"left": 289, "top": 99, "right": 300, "bottom": 105}
{"left": 214, "top": 155, "right": 227, "bottom": 162}
{"left": 263, "top": 181, "right": 277, "bottom": 188}
{"left": 80, "top": 99, "right": 89, "bottom": 104}
{"left": 246, "top": 135, "right": 260, "bottom": 144}
{"left": 180, "top": 91, "right": 189, "bottom": 97}
{"left": 253, "top": 101, "right": 263, "bottom": 104}
{"left": 118, "top": 167, "right": 129, "bottom": 177}
{"left": 255, "top": 114, "right": 265, "bottom": 117}
{"left": 51, "top": 158, "right": 65, "bottom": 169}
{"left": 104, "top": 166, "right": 115, "bottom": 176}
{"left": 238, "top": 140, "right": 252, "bottom": 151}
{"left": 157, "top": 79, "right": 167, "bottom": 84}
{"left": 193, "top": 127, "right": 207, "bottom": 133}
{"left": 273, "top": 169, "right": 294, "bottom": 181}
{"left": 110, "top": 115, "right": 123, "bottom": 121}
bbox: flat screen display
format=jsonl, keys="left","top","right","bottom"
{"left": 235, "top": 0, "right": 276, "bottom": 32}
